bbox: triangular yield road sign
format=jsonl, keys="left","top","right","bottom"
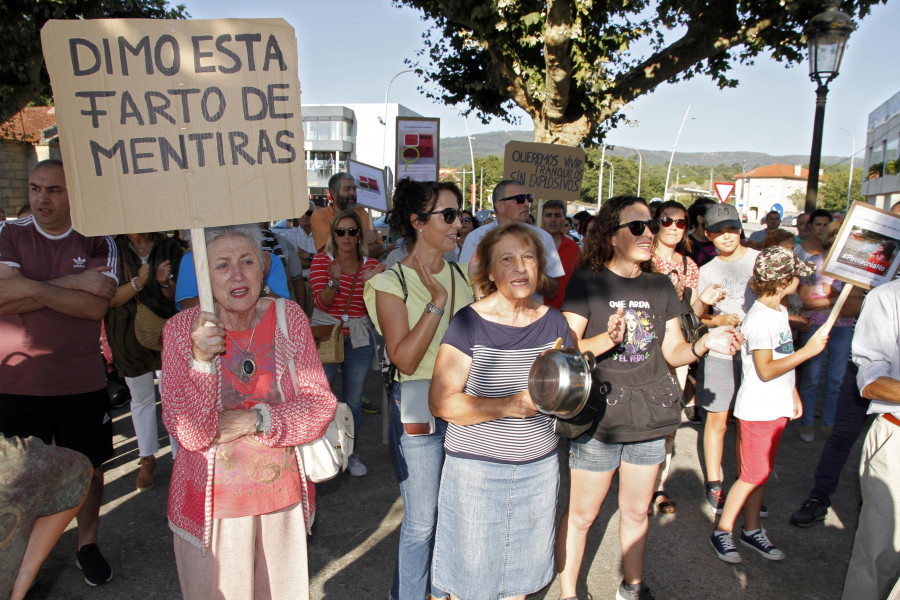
{"left": 714, "top": 182, "right": 735, "bottom": 203}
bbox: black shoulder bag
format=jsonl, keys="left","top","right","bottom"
{"left": 672, "top": 255, "right": 708, "bottom": 344}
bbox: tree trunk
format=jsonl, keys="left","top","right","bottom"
{"left": 532, "top": 112, "right": 592, "bottom": 147}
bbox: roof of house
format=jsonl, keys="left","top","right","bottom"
{"left": 733, "top": 164, "right": 809, "bottom": 180}
{"left": 0, "top": 106, "right": 56, "bottom": 143}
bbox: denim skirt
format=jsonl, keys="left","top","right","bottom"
{"left": 432, "top": 453, "right": 559, "bottom": 600}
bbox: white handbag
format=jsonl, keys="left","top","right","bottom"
{"left": 276, "top": 298, "right": 354, "bottom": 482}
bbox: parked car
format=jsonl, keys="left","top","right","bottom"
{"left": 782, "top": 214, "right": 798, "bottom": 227}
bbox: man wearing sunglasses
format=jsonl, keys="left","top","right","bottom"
{"left": 311, "top": 172, "right": 382, "bottom": 256}
{"left": 459, "top": 179, "right": 564, "bottom": 301}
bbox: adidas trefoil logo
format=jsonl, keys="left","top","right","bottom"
{"left": 73, "top": 256, "right": 86, "bottom": 269}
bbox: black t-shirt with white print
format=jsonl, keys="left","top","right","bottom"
{"left": 562, "top": 266, "right": 682, "bottom": 442}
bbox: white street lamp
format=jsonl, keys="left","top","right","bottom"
{"left": 663, "top": 106, "right": 693, "bottom": 201}
{"left": 835, "top": 127, "right": 856, "bottom": 214}
{"left": 380, "top": 69, "right": 415, "bottom": 171}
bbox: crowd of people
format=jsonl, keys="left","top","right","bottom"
{"left": 1, "top": 160, "right": 899, "bottom": 600}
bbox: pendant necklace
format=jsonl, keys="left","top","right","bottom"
{"left": 224, "top": 317, "right": 258, "bottom": 379}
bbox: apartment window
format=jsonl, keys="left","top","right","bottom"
{"left": 302, "top": 118, "right": 352, "bottom": 142}
{"left": 886, "top": 136, "right": 899, "bottom": 175}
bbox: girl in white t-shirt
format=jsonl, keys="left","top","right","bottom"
{"left": 709, "top": 246, "right": 825, "bottom": 565}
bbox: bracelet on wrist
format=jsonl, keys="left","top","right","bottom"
{"left": 424, "top": 302, "right": 445, "bottom": 317}
{"left": 159, "top": 274, "right": 173, "bottom": 289}
{"left": 130, "top": 277, "right": 144, "bottom": 292}
{"left": 691, "top": 339, "right": 705, "bottom": 359}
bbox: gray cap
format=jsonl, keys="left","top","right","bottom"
{"left": 704, "top": 203, "right": 742, "bottom": 232}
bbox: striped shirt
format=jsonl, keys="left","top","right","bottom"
{"left": 440, "top": 306, "right": 574, "bottom": 464}
{"left": 310, "top": 253, "right": 378, "bottom": 333}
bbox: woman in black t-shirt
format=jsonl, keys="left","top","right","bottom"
{"left": 556, "top": 196, "right": 742, "bottom": 600}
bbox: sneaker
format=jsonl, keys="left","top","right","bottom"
{"left": 361, "top": 395, "right": 380, "bottom": 414}
{"left": 800, "top": 425, "right": 815, "bottom": 443}
{"left": 759, "top": 504, "right": 769, "bottom": 518}
{"left": 135, "top": 455, "right": 156, "bottom": 492}
{"left": 790, "top": 497, "right": 828, "bottom": 528}
{"left": 616, "top": 579, "right": 656, "bottom": 600}
{"left": 706, "top": 484, "right": 725, "bottom": 515}
{"left": 75, "top": 544, "right": 113, "bottom": 586}
{"left": 740, "top": 527, "right": 785, "bottom": 561}
{"left": 347, "top": 453, "right": 367, "bottom": 477}
{"left": 709, "top": 530, "right": 742, "bottom": 563}
{"left": 110, "top": 386, "right": 131, "bottom": 409}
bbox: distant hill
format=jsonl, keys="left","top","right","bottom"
{"left": 440, "top": 130, "right": 842, "bottom": 170}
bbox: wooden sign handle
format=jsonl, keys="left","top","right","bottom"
{"left": 190, "top": 228, "right": 215, "bottom": 314}
{"left": 817, "top": 284, "right": 853, "bottom": 339}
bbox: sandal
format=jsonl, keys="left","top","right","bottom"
{"left": 651, "top": 491, "right": 677, "bottom": 515}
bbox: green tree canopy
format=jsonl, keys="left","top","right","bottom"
{"left": 396, "top": 0, "right": 884, "bottom": 146}
{"left": 1, "top": 0, "right": 188, "bottom": 124}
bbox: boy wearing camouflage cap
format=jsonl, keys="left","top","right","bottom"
{"left": 710, "top": 246, "right": 827, "bottom": 564}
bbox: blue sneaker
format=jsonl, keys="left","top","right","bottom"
{"left": 710, "top": 530, "right": 742, "bottom": 563}
{"left": 740, "top": 527, "right": 785, "bottom": 561}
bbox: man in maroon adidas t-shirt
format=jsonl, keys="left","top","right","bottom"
{"left": 0, "top": 159, "right": 119, "bottom": 587}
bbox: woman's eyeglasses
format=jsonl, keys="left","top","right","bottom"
{"left": 498, "top": 193, "right": 534, "bottom": 205}
{"left": 615, "top": 220, "right": 660, "bottom": 236}
{"left": 334, "top": 227, "right": 359, "bottom": 237}
{"left": 419, "top": 208, "right": 462, "bottom": 224}
{"left": 659, "top": 217, "right": 686, "bottom": 229}
{"left": 460, "top": 217, "right": 473, "bottom": 224}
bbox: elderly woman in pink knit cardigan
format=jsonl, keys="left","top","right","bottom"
{"left": 161, "top": 225, "right": 336, "bottom": 600}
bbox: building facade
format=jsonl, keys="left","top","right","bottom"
{"left": 861, "top": 90, "right": 900, "bottom": 210}
{"left": 303, "top": 102, "right": 424, "bottom": 200}
{"left": 733, "top": 164, "right": 808, "bottom": 222}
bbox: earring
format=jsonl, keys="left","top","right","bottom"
{"left": 418, "top": 229, "right": 423, "bottom": 232}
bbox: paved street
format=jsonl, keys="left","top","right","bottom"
{"left": 26, "top": 358, "right": 864, "bottom": 600}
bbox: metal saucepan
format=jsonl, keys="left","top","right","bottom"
{"left": 528, "top": 347, "right": 596, "bottom": 419}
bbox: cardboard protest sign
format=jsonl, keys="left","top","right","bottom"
{"left": 41, "top": 18, "right": 308, "bottom": 237}
{"left": 822, "top": 202, "right": 900, "bottom": 290}
{"left": 396, "top": 117, "right": 439, "bottom": 182}
{"left": 348, "top": 160, "right": 387, "bottom": 212}
{"left": 503, "top": 141, "right": 585, "bottom": 201}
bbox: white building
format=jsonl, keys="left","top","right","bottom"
{"left": 302, "top": 102, "right": 424, "bottom": 198}
{"left": 861, "top": 90, "right": 900, "bottom": 210}
{"left": 733, "top": 164, "right": 809, "bottom": 222}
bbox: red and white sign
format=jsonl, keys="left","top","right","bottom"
{"left": 714, "top": 182, "right": 735, "bottom": 203}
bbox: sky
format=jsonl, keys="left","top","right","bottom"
{"left": 184, "top": 0, "right": 900, "bottom": 161}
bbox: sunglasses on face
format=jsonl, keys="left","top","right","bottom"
{"left": 460, "top": 217, "right": 473, "bottom": 225}
{"left": 659, "top": 217, "right": 686, "bottom": 229}
{"left": 419, "top": 208, "right": 462, "bottom": 224}
{"left": 334, "top": 227, "right": 359, "bottom": 237}
{"left": 498, "top": 193, "right": 534, "bottom": 205}
{"left": 615, "top": 219, "right": 660, "bottom": 236}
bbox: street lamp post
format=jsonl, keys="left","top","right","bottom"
{"left": 597, "top": 143, "right": 606, "bottom": 210}
{"left": 464, "top": 117, "right": 476, "bottom": 211}
{"left": 803, "top": 1, "right": 855, "bottom": 215}
{"left": 630, "top": 148, "right": 643, "bottom": 197}
{"left": 380, "top": 69, "right": 415, "bottom": 171}
{"left": 663, "top": 106, "right": 692, "bottom": 201}
{"left": 835, "top": 127, "right": 856, "bottom": 213}
{"left": 604, "top": 160, "right": 615, "bottom": 200}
